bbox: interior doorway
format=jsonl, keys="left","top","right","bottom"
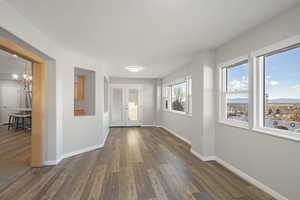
{"left": 110, "top": 84, "right": 143, "bottom": 126}
{"left": 0, "top": 36, "right": 45, "bottom": 170}
{"left": 0, "top": 47, "right": 33, "bottom": 188}
{"left": 0, "top": 36, "right": 45, "bottom": 190}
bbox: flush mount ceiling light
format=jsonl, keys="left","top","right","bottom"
{"left": 125, "top": 66, "right": 144, "bottom": 73}
{"left": 12, "top": 73, "right": 19, "bottom": 80}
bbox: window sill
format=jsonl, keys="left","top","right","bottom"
{"left": 171, "top": 110, "right": 186, "bottom": 115}
{"left": 74, "top": 114, "right": 96, "bottom": 118}
{"left": 252, "top": 127, "right": 300, "bottom": 143}
{"left": 162, "top": 110, "right": 192, "bottom": 117}
{"left": 218, "top": 119, "right": 249, "bottom": 130}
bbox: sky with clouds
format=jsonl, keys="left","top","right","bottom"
{"left": 227, "top": 62, "right": 248, "bottom": 92}
{"left": 265, "top": 46, "right": 300, "bottom": 99}
{"left": 227, "top": 46, "right": 300, "bottom": 100}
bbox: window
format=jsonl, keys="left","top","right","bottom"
{"left": 220, "top": 60, "right": 249, "bottom": 124}
{"left": 218, "top": 38, "right": 300, "bottom": 141}
{"left": 162, "top": 76, "right": 192, "bottom": 115}
{"left": 258, "top": 44, "right": 300, "bottom": 133}
{"left": 172, "top": 82, "right": 186, "bottom": 113}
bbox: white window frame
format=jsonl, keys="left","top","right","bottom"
{"left": 187, "top": 76, "right": 192, "bottom": 116}
{"left": 162, "top": 85, "right": 171, "bottom": 111}
{"left": 217, "top": 35, "right": 300, "bottom": 142}
{"left": 252, "top": 36, "right": 300, "bottom": 141}
{"left": 162, "top": 76, "right": 192, "bottom": 116}
{"left": 171, "top": 81, "right": 187, "bottom": 114}
{"left": 218, "top": 55, "right": 249, "bottom": 129}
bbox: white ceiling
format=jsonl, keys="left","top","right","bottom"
{"left": 7, "top": 0, "right": 300, "bottom": 78}
{"left": 0, "top": 49, "right": 32, "bottom": 75}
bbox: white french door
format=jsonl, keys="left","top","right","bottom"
{"left": 110, "top": 84, "right": 143, "bottom": 127}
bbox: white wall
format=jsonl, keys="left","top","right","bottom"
{"left": 159, "top": 50, "right": 215, "bottom": 158}
{"left": 215, "top": 5, "right": 300, "bottom": 200}
{"left": 0, "top": 55, "right": 32, "bottom": 123}
{"left": 110, "top": 77, "right": 157, "bottom": 126}
{"left": 0, "top": 1, "right": 109, "bottom": 163}
{"left": 102, "top": 75, "right": 110, "bottom": 139}
{"left": 59, "top": 51, "right": 106, "bottom": 155}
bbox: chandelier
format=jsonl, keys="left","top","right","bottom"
{"left": 11, "top": 60, "right": 32, "bottom": 86}
{"left": 11, "top": 60, "right": 32, "bottom": 108}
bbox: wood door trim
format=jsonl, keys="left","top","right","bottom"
{"left": 0, "top": 37, "right": 44, "bottom": 64}
{"left": 0, "top": 36, "right": 45, "bottom": 167}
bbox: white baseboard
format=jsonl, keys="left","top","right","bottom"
{"left": 101, "top": 128, "right": 110, "bottom": 146}
{"left": 159, "top": 125, "right": 191, "bottom": 145}
{"left": 43, "top": 160, "right": 59, "bottom": 166}
{"left": 215, "top": 157, "right": 288, "bottom": 200}
{"left": 43, "top": 155, "right": 64, "bottom": 166}
{"left": 191, "top": 149, "right": 215, "bottom": 161}
{"left": 188, "top": 153, "right": 288, "bottom": 200}
{"left": 62, "top": 143, "right": 103, "bottom": 160}
{"left": 142, "top": 124, "right": 156, "bottom": 127}
{"left": 44, "top": 128, "right": 110, "bottom": 166}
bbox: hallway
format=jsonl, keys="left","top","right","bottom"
{"left": 0, "top": 127, "right": 272, "bottom": 200}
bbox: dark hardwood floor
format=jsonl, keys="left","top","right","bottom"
{"left": 0, "top": 127, "right": 274, "bottom": 200}
{"left": 0, "top": 126, "right": 31, "bottom": 192}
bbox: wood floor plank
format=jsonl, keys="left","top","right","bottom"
{"left": 0, "top": 126, "right": 31, "bottom": 192}
{"left": 147, "top": 168, "right": 170, "bottom": 200}
{"left": 39, "top": 172, "right": 68, "bottom": 200}
{"left": 99, "top": 171, "right": 120, "bottom": 200}
{"left": 119, "top": 166, "right": 138, "bottom": 200}
{"left": 134, "top": 162, "right": 156, "bottom": 200}
{"left": 85, "top": 165, "right": 107, "bottom": 200}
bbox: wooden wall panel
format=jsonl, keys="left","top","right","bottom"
{"left": 31, "top": 62, "right": 45, "bottom": 166}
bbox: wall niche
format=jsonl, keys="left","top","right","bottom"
{"left": 74, "top": 67, "right": 95, "bottom": 116}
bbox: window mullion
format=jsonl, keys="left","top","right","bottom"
{"left": 224, "top": 90, "right": 248, "bottom": 94}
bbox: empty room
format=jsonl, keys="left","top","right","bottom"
{"left": 0, "top": 0, "right": 300, "bottom": 199}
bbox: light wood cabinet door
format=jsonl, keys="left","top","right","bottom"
{"left": 74, "top": 75, "right": 85, "bottom": 100}
{"left": 74, "top": 109, "right": 85, "bottom": 116}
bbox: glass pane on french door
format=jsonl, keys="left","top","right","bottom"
{"left": 111, "top": 88, "right": 123, "bottom": 123}
{"left": 128, "top": 88, "right": 139, "bottom": 122}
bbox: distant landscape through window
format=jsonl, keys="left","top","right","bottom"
{"left": 172, "top": 82, "right": 186, "bottom": 112}
{"left": 263, "top": 46, "right": 300, "bottom": 132}
{"left": 226, "top": 62, "right": 249, "bottom": 122}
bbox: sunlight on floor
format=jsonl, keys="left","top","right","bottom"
{"left": 128, "top": 102, "right": 138, "bottom": 121}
